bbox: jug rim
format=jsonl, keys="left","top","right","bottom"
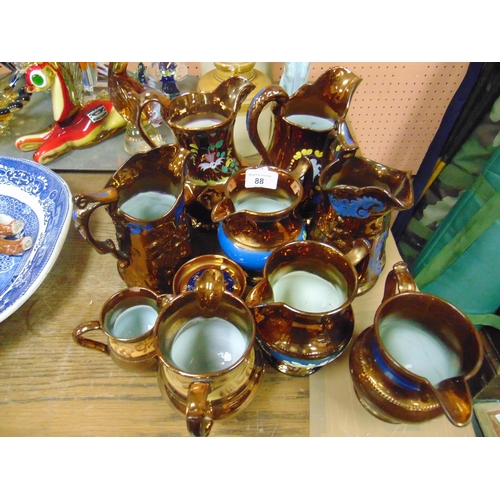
{"left": 166, "top": 75, "right": 254, "bottom": 130}
{"left": 320, "top": 156, "right": 412, "bottom": 189}
{"left": 373, "top": 290, "right": 483, "bottom": 385}
{"left": 104, "top": 145, "right": 190, "bottom": 223}
{"left": 256, "top": 240, "right": 360, "bottom": 316}
{"left": 220, "top": 166, "right": 305, "bottom": 220}
{"left": 153, "top": 290, "right": 256, "bottom": 378}
{"left": 101, "top": 286, "right": 161, "bottom": 344}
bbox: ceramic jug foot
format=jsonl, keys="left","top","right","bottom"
{"left": 258, "top": 340, "right": 332, "bottom": 377}
{"left": 266, "top": 356, "right": 321, "bottom": 377}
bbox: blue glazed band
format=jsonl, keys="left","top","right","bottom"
{"left": 372, "top": 337, "right": 420, "bottom": 391}
{"left": 258, "top": 337, "right": 340, "bottom": 369}
{"left": 217, "top": 222, "right": 307, "bottom": 272}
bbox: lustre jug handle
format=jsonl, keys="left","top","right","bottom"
{"left": 136, "top": 89, "right": 172, "bottom": 149}
{"left": 247, "top": 85, "right": 289, "bottom": 165}
{"left": 195, "top": 268, "right": 225, "bottom": 314}
{"left": 287, "top": 156, "right": 314, "bottom": 204}
{"left": 186, "top": 380, "right": 214, "bottom": 437}
{"left": 345, "top": 238, "right": 371, "bottom": 268}
{"left": 72, "top": 320, "right": 109, "bottom": 356}
{"left": 383, "top": 261, "right": 418, "bottom": 302}
{"left": 73, "top": 189, "right": 127, "bottom": 263}
{"left": 323, "top": 120, "right": 359, "bottom": 166}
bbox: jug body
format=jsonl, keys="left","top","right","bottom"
{"left": 246, "top": 239, "right": 369, "bottom": 376}
{"left": 73, "top": 145, "right": 193, "bottom": 294}
{"left": 309, "top": 155, "right": 414, "bottom": 293}
{"left": 138, "top": 76, "right": 255, "bottom": 228}
{"left": 154, "top": 269, "right": 264, "bottom": 437}
{"left": 211, "top": 165, "right": 309, "bottom": 278}
{"left": 349, "top": 262, "right": 483, "bottom": 427}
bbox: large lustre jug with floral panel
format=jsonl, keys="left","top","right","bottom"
{"left": 137, "top": 76, "right": 255, "bottom": 228}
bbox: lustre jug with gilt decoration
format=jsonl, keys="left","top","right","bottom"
{"left": 308, "top": 155, "right": 414, "bottom": 294}
{"left": 246, "top": 67, "right": 362, "bottom": 215}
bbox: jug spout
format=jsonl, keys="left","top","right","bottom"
{"left": 310, "top": 67, "right": 362, "bottom": 120}
{"left": 212, "top": 75, "right": 255, "bottom": 114}
{"left": 323, "top": 120, "right": 359, "bottom": 167}
{"left": 245, "top": 279, "right": 273, "bottom": 310}
{"left": 320, "top": 156, "right": 414, "bottom": 215}
{"left": 432, "top": 376, "right": 473, "bottom": 427}
{"left": 211, "top": 197, "right": 236, "bottom": 223}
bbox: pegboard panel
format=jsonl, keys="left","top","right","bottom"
{"left": 185, "top": 63, "right": 201, "bottom": 76}
{"left": 273, "top": 62, "right": 470, "bottom": 174}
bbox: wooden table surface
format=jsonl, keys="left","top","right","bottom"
{"left": 0, "top": 171, "right": 309, "bottom": 437}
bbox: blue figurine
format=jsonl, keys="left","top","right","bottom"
{"left": 158, "top": 62, "right": 180, "bottom": 98}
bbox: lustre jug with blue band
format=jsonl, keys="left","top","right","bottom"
{"left": 308, "top": 154, "right": 414, "bottom": 294}
{"left": 245, "top": 239, "right": 370, "bottom": 377}
{"left": 349, "top": 261, "right": 483, "bottom": 427}
{"left": 211, "top": 159, "right": 312, "bottom": 279}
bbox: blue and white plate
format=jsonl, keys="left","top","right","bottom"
{"left": 0, "top": 156, "right": 72, "bottom": 322}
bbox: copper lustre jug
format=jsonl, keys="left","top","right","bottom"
{"left": 308, "top": 155, "right": 414, "bottom": 294}
{"left": 245, "top": 239, "right": 370, "bottom": 377}
{"left": 349, "top": 261, "right": 483, "bottom": 427}
{"left": 73, "top": 144, "right": 193, "bottom": 294}
{"left": 155, "top": 268, "right": 264, "bottom": 437}
{"left": 247, "top": 67, "right": 362, "bottom": 185}
{"left": 211, "top": 158, "right": 313, "bottom": 278}
{"left": 137, "top": 76, "right": 255, "bottom": 228}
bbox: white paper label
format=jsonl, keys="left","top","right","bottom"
{"left": 244, "top": 167, "right": 278, "bottom": 190}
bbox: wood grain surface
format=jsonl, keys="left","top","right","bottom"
{"left": 0, "top": 172, "right": 309, "bottom": 437}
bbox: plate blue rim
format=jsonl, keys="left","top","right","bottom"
{"left": 0, "top": 155, "right": 72, "bottom": 322}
